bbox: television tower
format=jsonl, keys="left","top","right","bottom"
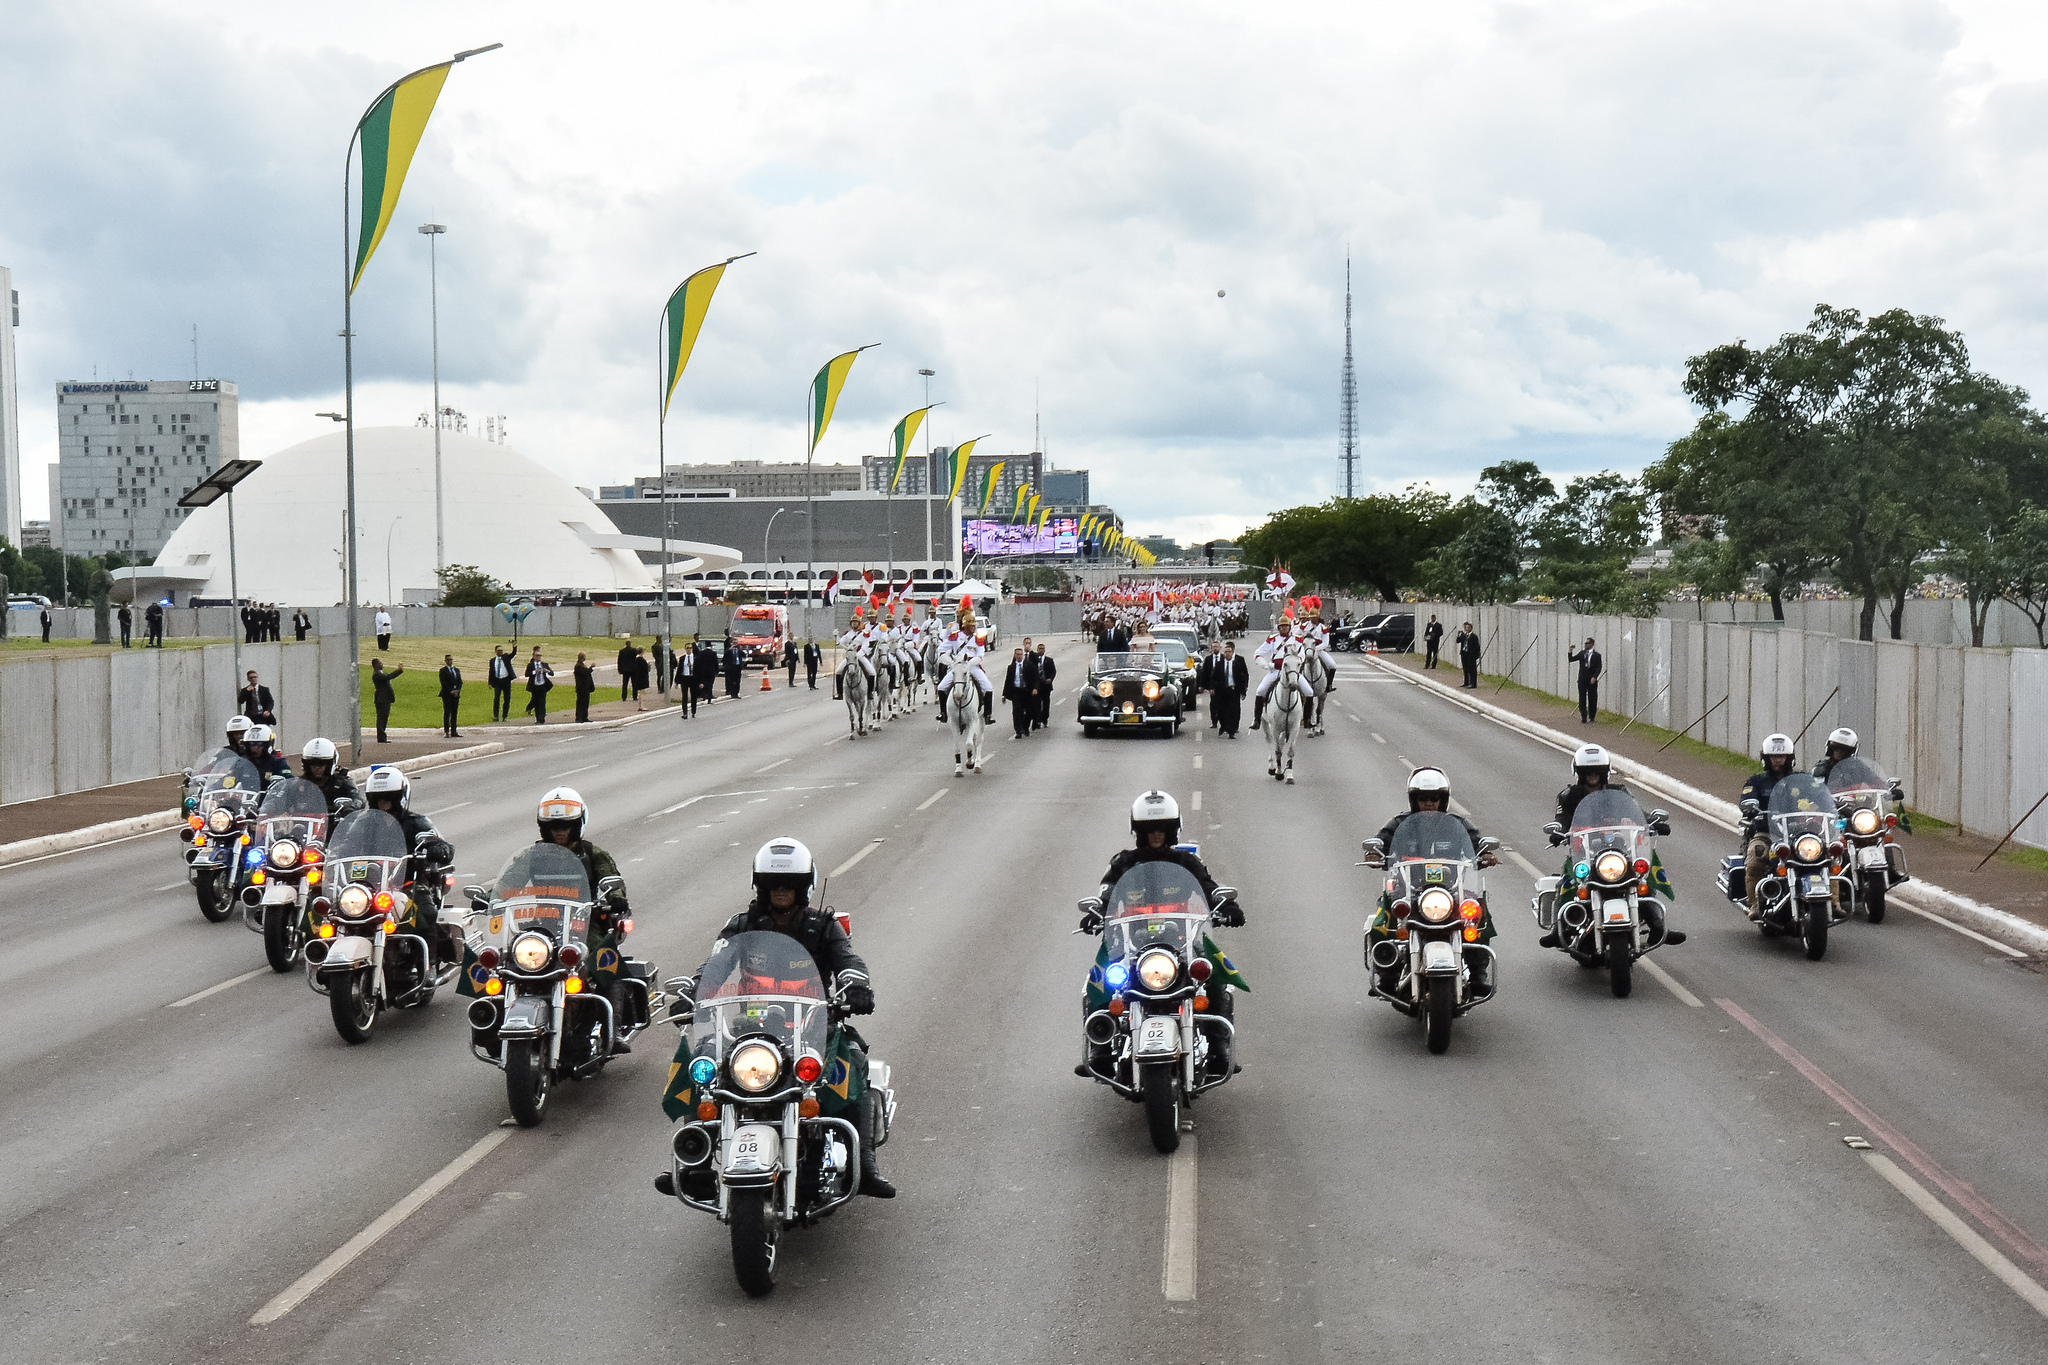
{"left": 1339, "top": 255, "right": 1359, "bottom": 498}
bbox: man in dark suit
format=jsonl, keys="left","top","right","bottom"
{"left": 39, "top": 606, "right": 51, "bottom": 643}
{"left": 145, "top": 600, "right": 165, "bottom": 647}
{"left": 1214, "top": 642, "right": 1249, "bottom": 737}
{"left": 1456, "top": 622, "right": 1481, "bottom": 688}
{"left": 238, "top": 670, "right": 277, "bottom": 726}
{"left": 1423, "top": 615, "right": 1444, "bottom": 669}
{"left": 117, "top": 603, "right": 132, "bottom": 647}
{"left": 617, "top": 640, "right": 642, "bottom": 704}
{"left": 696, "top": 640, "right": 719, "bottom": 710}
{"left": 438, "top": 654, "right": 464, "bottom": 737}
{"left": 1197, "top": 642, "right": 1226, "bottom": 729}
{"left": 1001, "top": 647, "right": 1037, "bottom": 737}
{"left": 722, "top": 636, "right": 743, "bottom": 699}
{"left": 488, "top": 646, "right": 515, "bottom": 721}
{"left": 1569, "top": 636, "right": 1603, "bottom": 723}
{"left": 1032, "top": 642, "right": 1056, "bottom": 728}
{"left": 674, "top": 638, "right": 698, "bottom": 717}
{"left": 803, "top": 639, "right": 822, "bottom": 689}
{"left": 371, "top": 659, "right": 403, "bottom": 743}
{"left": 784, "top": 638, "right": 798, "bottom": 687}
{"left": 293, "top": 608, "right": 311, "bottom": 641}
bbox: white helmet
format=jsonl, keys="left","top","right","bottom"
{"left": 1572, "top": 743, "right": 1610, "bottom": 776}
{"left": 537, "top": 786, "right": 587, "bottom": 841}
{"left": 1407, "top": 766, "right": 1451, "bottom": 810}
{"left": 302, "top": 736, "right": 337, "bottom": 763}
{"left": 365, "top": 766, "right": 411, "bottom": 809}
{"left": 1826, "top": 727, "right": 1859, "bottom": 753}
{"left": 752, "top": 837, "right": 816, "bottom": 903}
{"left": 225, "top": 715, "right": 253, "bottom": 739}
{"left": 1131, "top": 789, "right": 1181, "bottom": 842}
{"left": 1761, "top": 733, "right": 1795, "bottom": 760}
{"left": 245, "top": 724, "right": 275, "bottom": 752}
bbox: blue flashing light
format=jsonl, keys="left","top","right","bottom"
{"left": 689, "top": 1056, "right": 717, "bottom": 1086}
{"left": 1574, "top": 862, "right": 1590, "bottom": 879}
{"left": 1104, "top": 961, "right": 1130, "bottom": 991}
{"left": 245, "top": 847, "right": 265, "bottom": 867}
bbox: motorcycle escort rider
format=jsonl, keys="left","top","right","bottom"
{"left": 242, "top": 725, "right": 292, "bottom": 782}
{"left": 1738, "top": 733, "right": 1800, "bottom": 918}
{"left": 1549, "top": 744, "right": 1682, "bottom": 943}
{"left": 1813, "top": 727, "right": 1860, "bottom": 782}
{"left": 1366, "top": 768, "right": 1498, "bottom": 995}
{"left": 360, "top": 768, "right": 456, "bottom": 963}
{"left": 223, "top": 714, "right": 253, "bottom": 757}
{"left": 529, "top": 786, "right": 637, "bottom": 1046}
{"left": 1076, "top": 791, "right": 1247, "bottom": 1074}
{"left": 298, "top": 737, "right": 361, "bottom": 815}
{"left": 659, "top": 838, "right": 896, "bottom": 1200}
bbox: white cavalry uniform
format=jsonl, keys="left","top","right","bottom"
{"left": 1254, "top": 631, "right": 1315, "bottom": 700}
{"left": 935, "top": 626, "right": 992, "bottom": 698}
{"left": 839, "top": 621, "right": 875, "bottom": 679}
{"left": 1304, "top": 620, "right": 1338, "bottom": 676}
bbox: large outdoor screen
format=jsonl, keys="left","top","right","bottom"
{"left": 963, "top": 517, "right": 1079, "bottom": 556}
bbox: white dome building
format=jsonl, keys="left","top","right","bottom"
{"left": 118, "top": 426, "right": 737, "bottom": 604}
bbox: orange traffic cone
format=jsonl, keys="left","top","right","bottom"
{"left": 760, "top": 670, "right": 773, "bottom": 691}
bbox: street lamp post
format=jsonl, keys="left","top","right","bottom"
{"left": 764, "top": 507, "right": 807, "bottom": 593}
{"left": 918, "top": 369, "right": 935, "bottom": 589}
{"left": 385, "top": 515, "right": 403, "bottom": 602}
{"left": 418, "top": 223, "right": 448, "bottom": 574}
{"left": 176, "top": 458, "right": 263, "bottom": 684}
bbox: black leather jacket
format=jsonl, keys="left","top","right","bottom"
{"left": 718, "top": 901, "right": 869, "bottom": 985}
{"left": 305, "top": 768, "right": 362, "bottom": 816}
{"left": 1099, "top": 844, "right": 1224, "bottom": 905}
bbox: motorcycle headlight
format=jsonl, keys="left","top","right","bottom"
{"left": 1136, "top": 948, "right": 1179, "bottom": 991}
{"left": 208, "top": 808, "right": 233, "bottom": 833}
{"left": 1849, "top": 808, "right": 1879, "bottom": 836}
{"left": 1594, "top": 851, "right": 1629, "bottom": 884}
{"left": 729, "top": 1041, "right": 782, "bottom": 1093}
{"left": 1795, "top": 834, "right": 1825, "bottom": 863}
{"left": 269, "top": 839, "right": 299, "bottom": 869}
{"left": 1418, "top": 887, "right": 1456, "bottom": 923}
{"left": 336, "top": 884, "right": 372, "bottom": 917}
{"left": 511, "top": 932, "right": 553, "bottom": 972}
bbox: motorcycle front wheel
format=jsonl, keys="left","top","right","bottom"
{"left": 195, "top": 871, "right": 231, "bottom": 923}
{"left": 1425, "top": 976, "right": 1455, "bottom": 1054}
{"left": 1606, "top": 937, "right": 1634, "bottom": 998}
{"left": 263, "top": 900, "right": 302, "bottom": 973}
{"left": 329, "top": 970, "right": 378, "bottom": 1044}
{"left": 1800, "top": 902, "right": 1829, "bottom": 961}
{"left": 506, "top": 1038, "right": 552, "bottom": 1127}
{"left": 1140, "top": 1062, "right": 1182, "bottom": 1154}
{"left": 1863, "top": 878, "right": 1887, "bottom": 924}
{"left": 730, "top": 1192, "right": 778, "bottom": 1297}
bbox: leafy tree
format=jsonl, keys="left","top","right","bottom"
{"left": 1524, "top": 472, "right": 1650, "bottom": 610}
{"left": 1416, "top": 503, "right": 1522, "bottom": 603}
{"left": 1238, "top": 486, "right": 1460, "bottom": 601}
{"left": 0, "top": 538, "right": 47, "bottom": 598}
{"left": 1475, "top": 459, "right": 1557, "bottom": 559}
{"left": 1998, "top": 506, "right": 2048, "bottom": 648}
{"left": 434, "top": 563, "right": 511, "bottom": 608}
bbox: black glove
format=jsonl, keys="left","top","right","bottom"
{"left": 1651, "top": 820, "right": 1672, "bottom": 837}
{"left": 1212, "top": 898, "right": 1245, "bottom": 927}
{"left": 843, "top": 983, "right": 876, "bottom": 1015}
{"left": 1078, "top": 909, "right": 1103, "bottom": 935}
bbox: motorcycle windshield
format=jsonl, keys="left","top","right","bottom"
{"left": 327, "top": 810, "right": 411, "bottom": 892}
{"left": 492, "top": 842, "right": 592, "bottom": 942}
{"left": 1388, "top": 811, "right": 1477, "bottom": 861}
{"left": 257, "top": 778, "right": 331, "bottom": 845}
{"left": 1825, "top": 757, "right": 1889, "bottom": 796}
{"left": 691, "top": 930, "right": 829, "bottom": 1068}
{"left": 1768, "top": 774, "right": 1835, "bottom": 843}
{"left": 196, "top": 755, "right": 263, "bottom": 801}
{"left": 1568, "top": 790, "right": 1648, "bottom": 863}
{"left": 1105, "top": 861, "right": 1210, "bottom": 957}
{"left": 1570, "top": 789, "right": 1648, "bottom": 831}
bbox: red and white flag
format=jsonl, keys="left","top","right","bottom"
{"left": 823, "top": 573, "right": 840, "bottom": 605}
{"left": 1265, "top": 568, "right": 1296, "bottom": 599}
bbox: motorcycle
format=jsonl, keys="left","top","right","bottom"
{"left": 1717, "top": 773, "right": 1849, "bottom": 960}
{"left": 660, "top": 928, "right": 896, "bottom": 1296}
{"left": 179, "top": 751, "right": 264, "bottom": 923}
{"left": 301, "top": 809, "right": 464, "bottom": 1043}
{"left": 1362, "top": 813, "right": 1499, "bottom": 1052}
{"left": 1532, "top": 791, "right": 1676, "bottom": 998}
{"left": 1823, "top": 757, "right": 1909, "bottom": 922}
{"left": 1075, "top": 861, "right": 1241, "bottom": 1153}
{"left": 462, "top": 842, "right": 658, "bottom": 1125}
{"left": 240, "top": 778, "right": 335, "bottom": 973}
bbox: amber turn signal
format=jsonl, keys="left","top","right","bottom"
{"left": 697, "top": 1100, "right": 719, "bottom": 1121}
{"left": 798, "top": 1097, "right": 821, "bottom": 1118}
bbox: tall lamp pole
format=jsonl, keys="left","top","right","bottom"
{"left": 177, "top": 458, "right": 263, "bottom": 686}
{"left": 918, "top": 368, "right": 935, "bottom": 588}
{"left": 418, "top": 223, "right": 448, "bottom": 573}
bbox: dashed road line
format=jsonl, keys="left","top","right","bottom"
{"left": 547, "top": 764, "right": 598, "bottom": 780}
{"left": 1163, "top": 1135, "right": 1198, "bottom": 1300}
{"left": 167, "top": 967, "right": 269, "bottom": 1009}
{"left": 1639, "top": 957, "right": 1703, "bottom": 1007}
{"left": 754, "top": 757, "right": 792, "bottom": 774}
{"left": 1191, "top": 791, "right": 1202, "bottom": 811}
{"left": 422, "top": 801, "right": 472, "bottom": 817}
{"left": 829, "top": 840, "right": 885, "bottom": 878}
{"left": 916, "top": 789, "right": 948, "bottom": 812}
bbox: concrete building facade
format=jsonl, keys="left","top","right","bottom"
{"left": 632, "top": 459, "right": 860, "bottom": 500}
{"left": 603, "top": 489, "right": 957, "bottom": 585}
{"left": 861, "top": 449, "right": 1042, "bottom": 512}
{"left": 0, "top": 267, "right": 20, "bottom": 548}
{"left": 1041, "top": 467, "right": 1088, "bottom": 506}
{"left": 54, "top": 377, "right": 238, "bottom": 557}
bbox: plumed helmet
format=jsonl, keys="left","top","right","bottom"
{"left": 536, "top": 785, "right": 587, "bottom": 841}
{"left": 1572, "top": 743, "right": 1611, "bottom": 778}
{"left": 1761, "top": 733, "right": 1795, "bottom": 761}
{"left": 1130, "top": 789, "right": 1182, "bottom": 844}
{"left": 1826, "top": 727, "right": 1859, "bottom": 753}
{"left": 752, "top": 837, "right": 816, "bottom": 903}
{"left": 1407, "top": 766, "right": 1451, "bottom": 810}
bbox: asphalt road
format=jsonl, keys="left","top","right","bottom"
{"left": 6, "top": 642, "right": 2048, "bottom": 1363}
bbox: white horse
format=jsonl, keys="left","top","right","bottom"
{"left": 946, "top": 672, "right": 985, "bottom": 776}
{"left": 1267, "top": 655, "right": 1304, "bottom": 784}
{"left": 840, "top": 652, "right": 871, "bottom": 738}
{"left": 1300, "top": 649, "right": 1330, "bottom": 736}
{"left": 873, "top": 652, "right": 899, "bottom": 722}
{"left": 893, "top": 645, "right": 918, "bottom": 716}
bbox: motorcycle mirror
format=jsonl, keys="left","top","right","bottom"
{"left": 1210, "top": 885, "right": 1238, "bottom": 902}
{"left": 1477, "top": 836, "right": 1500, "bottom": 852}
{"left": 463, "top": 884, "right": 488, "bottom": 901}
{"left": 596, "top": 874, "right": 625, "bottom": 897}
{"left": 1077, "top": 896, "right": 1103, "bottom": 915}
{"left": 1649, "top": 809, "right": 1670, "bottom": 824}
{"left": 1740, "top": 798, "right": 1761, "bottom": 816}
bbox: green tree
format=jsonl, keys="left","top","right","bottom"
{"left": 0, "top": 538, "right": 47, "bottom": 598}
{"left": 1416, "top": 502, "right": 1522, "bottom": 603}
{"left": 1524, "top": 472, "right": 1650, "bottom": 610}
{"left": 434, "top": 563, "right": 510, "bottom": 608}
{"left": 1999, "top": 506, "right": 2048, "bottom": 647}
{"left": 1238, "top": 486, "right": 1460, "bottom": 601}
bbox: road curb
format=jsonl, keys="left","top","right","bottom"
{"left": 1370, "top": 657, "right": 2048, "bottom": 956}
{"left": 0, "top": 742, "right": 508, "bottom": 869}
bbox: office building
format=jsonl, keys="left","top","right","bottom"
{"left": 19, "top": 520, "right": 48, "bottom": 549}
{"left": 603, "top": 488, "right": 955, "bottom": 587}
{"left": 1041, "top": 466, "right": 1088, "bottom": 507}
{"left": 0, "top": 268, "right": 19, "bottom": 548}
{"left": 633, "top": 459, "right": 859, "bottom": 500}
{"left": 866, "top": 449, "right": 1040, "bottom": 512}
{"left": 54, "top": 377, "right": 238, "bottom": 557}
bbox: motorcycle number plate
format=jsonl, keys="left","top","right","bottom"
{"left": 1602, "top": 900, "right": 1633, "bottom": 925}
{"left": 1421, "top": 940, "right": 1456, "bottom": 974}
{"left": 1857, "top": 846, "right": 1889, "bottom": 869}
{"left": 1802, "top": 875, "right": 1829, "bottom": 897}
{"left": 1136, "top": 1015, "right": 1178, "bottom": 1053}
{"left": 725, "top": 1124, "right": 779, "bottom": 1172}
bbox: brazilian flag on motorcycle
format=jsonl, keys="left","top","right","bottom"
{"left": 662, "top": 1025, "right": 867, "bottom": 1122}
{"left": 1082, "top": 937, "right": 1251, "bottom": 1010}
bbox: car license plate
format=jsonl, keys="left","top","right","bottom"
{"left": 725, "top": 1124, "right": 779, "bottom": 1172}
{"left": 1115, "top": 713, "right": 1143, "bottom": 724}
{"left": 1136, "top": 1015, "right": 1177, "bottom": 1053}
{"left": 1801, "top": 875, "right": 1829, "bottom": 897}
{"left": 1857, "top": 846, "right": 1889, "bottom": 869}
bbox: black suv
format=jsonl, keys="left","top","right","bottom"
{"left": 1357, "top": 612, "right": 1416, "bottom": 653}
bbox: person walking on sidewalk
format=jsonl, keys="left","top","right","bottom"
{"left": 1456, "top": 622, "right": 1481, "bottom": 689}
{"left": 784, "top": 638, "right": 798, "bottom": 688}
{"left": 803, "top": 638, "right": 822, "bottom": 690}
{"left": 526, "top": 647, "right": 554, "bottom": 724}
{"left": 372, "top": 659, "right": 404, "bottom": 743}
{"left": 1568, "top": 636, "right": 1603, "bottom": 723}
{"left": 438, "top": 654, "right": 464, "bottom": 737}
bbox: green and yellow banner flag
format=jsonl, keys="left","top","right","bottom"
{"left": 351, "top": 62, "right": 454, "bottom": 293}
{"left": 1011, "top": 484, "right": 1030, "bottom": 519}
{"left": 1649, "top": 849, "right": 1676, "bottom": 900}
{"left": 811, "top": 348, "right": 871, "bottom": 454}
{"left": 945, "top": 436, "right": 981, "bottom": 503}
{"left": 889, "top": 406, "right": 936, "bottom": 491}
{"left": 1024, "top": 492, "right": 1041, "bottom": 526}
{"left": 975, "top": 460, "right": 1005, "bottom": 515}
{"left": 662, "top": 260, "right": 741, "bottom": 418}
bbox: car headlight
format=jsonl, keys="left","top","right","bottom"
{"left": 1143, "top": 681, "right": 1160, "bottom": 699}
{"left": 336, "top": 883, "right": 372, "bottom": 917}
{"left": 269, "top": 839, "right": 299, "bottom": 869}
{"left": 208, "top": 808, "right": 233, "bottom": 833}
{"left": 1418, "top": 887, "right": 1456, "bottom": 922}
{"left": 729, "top": 1041, "right": 782, "bottom": 1093}
{"left": 1594, "top": 851, "right": 1629, "bottom": 884}
{"left": 1097, "top": 681, "right": 1114, "bottom": 697}
{"left": 1849, "top": 808, "right": 1879, "bottom": 836}
{"left": 1136, "top": 948, "right": 1179, "bottom": 991}
{"left": 511, "top": 932, "right": 552, "bottom": 972}
{"left": 1794, "top": 834, "right": 1825, "bottom": 863}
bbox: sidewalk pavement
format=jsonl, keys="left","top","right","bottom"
{"left": 1368, "top": 648, "right": 2048, "bottom": 931}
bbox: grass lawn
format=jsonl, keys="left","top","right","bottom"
{"left": 0, "top": 635, "right": 219, "bottom": 657}
{"left": 356, "top": 634, "right": 671, "bottom": 729}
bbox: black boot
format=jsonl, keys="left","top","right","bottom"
{"left": 654, "top": 1171, "right": 676, "bottom": 1196}
{"left": 856, "top": 1090, "right": 896, "bottom": 1198}
{"left": 1251, "top": 696, "right": 1266, "bottom": 731}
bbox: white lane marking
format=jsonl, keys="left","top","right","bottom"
{"left": 754, "top": 758, "right": 792, "bottom": 774}
{"left": 248, "top": 1127, "right": 513, "bottom": 1325}
{"left": 1193, "top": 755, "right": 1203, "bottom": 770}
{"left": 422, "top": 801, "right": 472, "bottom": 817}
{"left": 1505, "top": 848, "right": 1546, "bottom": 880}
{"left": 916, "top": 789, "right": 947, "bottom": 812}
{"left": 1163, "top": 1134, "right": 1197, "bottom": 1301}
{"left": 1639, "top": 957, "right": 1703, "bottom": 1007}
{"left": 1893, "top": 899, "right": 2027, "bottom": 958}
{"left": 154, "top": 881, "right": 184, "bottom": 892}
{"left": 547, "top": 764, "right": 598, "bottom": 780}
{"left": 1192, "top": 791, "right": 1202, "bottom": 811}
{"left": 722, "top": 719, "right": 757, "bottom": 732}
{"left": 1349, "top": 713, "right": 1361, "bottom": 723}
{"left": 829, "top": 840, "right": 885, "bottom": 878}
{"left": 167, "top": 966, "right": 269, "bottom": 1009}
{"left": 651, "top": 783, "right": 856, "bottom": 818}
{"left": 1861, "top": 1150, "right": 2048, "bottom": 1318}
{"left": 1371, "top": 732, "right": 1386, "bottom": 744}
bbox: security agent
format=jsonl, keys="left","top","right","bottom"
{"left": 298, "top": 737, "right": 361, "bottom": 814}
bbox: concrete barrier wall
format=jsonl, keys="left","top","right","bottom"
{"left": 0, "top": 637, "right": 357, "bottom": 807}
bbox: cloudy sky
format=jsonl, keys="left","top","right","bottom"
{"left": 7, "top": 0, "right": 2048, "bottom": 547}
